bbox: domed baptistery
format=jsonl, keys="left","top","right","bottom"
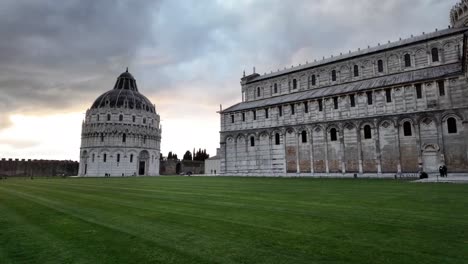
{"left": 78, "top": 69, "right": 161, "bottom": 177}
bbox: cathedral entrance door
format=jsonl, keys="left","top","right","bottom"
{"left": 139, "top": 161, "right": 146, "bottom": 175}
{"left": 422, "top": 144, "right": 439, "bottom": 173}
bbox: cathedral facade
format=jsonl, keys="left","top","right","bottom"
{"left": 219, "top": 1, "right": 468, "bottom": 177}
{"left": 78, "top": 69, "right": 161, "bottom": 177}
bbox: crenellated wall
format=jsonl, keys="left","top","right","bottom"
{"left": 0, "top": 158, "right": 78, "bottom": 177}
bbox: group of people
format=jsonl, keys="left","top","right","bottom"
{"left": 439, "top": 165, "right": 448, "bottom": 177}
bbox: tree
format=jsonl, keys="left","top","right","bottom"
{"left": 193, "top": 148, "right": 210, "bottom": 161}
{"left": 167, "top": 152, "right": 178, "bottom": 160}
{"left": 183, "top": 151, "right": 192, "bottom": 161}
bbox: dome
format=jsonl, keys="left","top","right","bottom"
{"left": 91, "top": 69, "right": 156, "bottom": 112}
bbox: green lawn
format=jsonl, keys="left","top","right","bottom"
{"left": 0, "top": 177, "right": 467, "bottom": 264}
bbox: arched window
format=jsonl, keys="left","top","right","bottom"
{"left": 143, "top": 118, "right": 146, "bottom": 124}
{"left": 117, "top": 154, "right": 120, "bottom": 163}
{"left": 403, "top": 122, "right": 412, "bottom": 136}
{"left": 143, "top": 136, "right": 147, "bottom": 144}
{"left": 404, "top": 54, "right": 411, "bottom": 67}
{"left": 292, "top": 79, "right": 297, "bottom": 89}
{"left": 364, "top": 125, "right": 372, "bottom": 139}
{"left": 301, "top": 131, "right": 307, "bottom": 143}
{"left": 253, "top": 110, "right": 256, "bottom": 120}
{"left": 130, "top": 154, "right": 134, "bottom": 163}
{"left": 330, "top": 128, "right": 338, "bottom": 141}
{"left": 122, "top": 133, "right": 126, "bottom": 143}
{"left": 100, "top": 133, "right": 104, "bottom": 142}
{"left": 447, "top": 117, "right": 457, "bottom": 134}
{"left": 265, "top": 108, "right": 269, "bottom": 119}
{"left": 354, "top": 65, "right": 359, "bottom": 77}
{"left": 274, "top": 83, "right": 278, "bottom": 93}
{"left": 103, "top": 153, "right": 107, "bottom": 163}
{"left": 92, "top": 153, "right": 95, "bottom": 162}
{"left": 275, "top": 133, "right": 280, "bottom": 145}
{"left": 132, "top": 116, "right": 136, "bottom": 122}
{"left": 431, "top": 48, "right": 439, "bottom": 62}
{"left": 97, "top": 115, "right": 100, "bottom": 121}
{"left": 311, "top": 75, "right": 316, "bottom": 86}
{"left": 377, "top": 60, "right": 384, "bottom": 73}
{"left": 119, "top": 114, "right": 123, "bottom": 121}
{"left": 331, "top": 70, "right": 337, "bottom": 82}
{"left": 250, "top": 136, "right": 255, "bottom": 147}
{"left": 107, "top": 114, "right": 111, "bottom": 121}
{"left": 257, "top": 87, "right": 261, "bottom": 97}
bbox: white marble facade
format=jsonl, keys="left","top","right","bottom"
{"left": 79, "top": 69, "right": 161, "bottom": 177}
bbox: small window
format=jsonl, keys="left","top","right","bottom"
{"left": 354, "top": 65, "right": 359, "bottom": 77}
{"left": 330, "top": 128, "right": 338, "bottom": 141}
{"left": 122, "top": 133, "right": 126, "bottom": 143}
{"left": 250, "top": 136, "right": 255, "bottom": 147}
{"left": 415, "top": 84, "right": 422, "bottom": 99}
{"left": 304, "top": 102, "right": 308, "bottom": 113}
{"left": 331, "top": 70, "right": 337, "bottom": 82}
{"left": 242, "top": 112, "right": 245, "bottom": 121}
{"left": 257, "top": 87, "right": 261, "bottom": 97}
{"left": 385, "top": 89, "right": 392, "bottom": 103}
{"left": 275, "top": 133, "right": 280, "bottom": 145}
{"left": 279, "top": 106, "right": 283, "bottom": 117}
{"left": 253, "top": 110, "right": 257, "bottom": 120}
{"left": 404, "top": 54, "right": 411, "bottom": 67}
{"left": 447, "top": 117, "right": 457, "bottom": 134}
{"left": 364, "top": 125, "right": 372, "bottom": 139}
{"left": 132, "top": 116, "right": 136, "bottom": 122}
{"left": 143, "top": 136, "right": 147, "bottom": 144}
{"left": 117, "top": 154, "right": 120, "bottom": 163}
{"left": 119, "top": 114, "right": 123, "bottom": 121}
{"left": 301, "top": 131, "right": 307, "bottom": 143}
{"left": 97, "top": 115, "right": 100, "bottom": 121}
{"left": 231, "top": 115, "right": 234, "bottom": 123}
{"left": 100, "top": 133, "right": 104, "bottom": 142}
{"left": 291, "top": 104, "right": 295, "bottom": 115}
{"left": 350, "top": 94, "right": 355, "bottom": 107}
{"left": 274, "top": 83, "right": 278, "bottom": 93}
{"left": 265, "top": 108, "right": 269, "bottom": 119}
{"left": 367, "top": 91, "right": 373, "bottom": 105}
{"left": 311, "top": 75, "right": 316, "bottom": 86}
{"left": 333, "top": 97, "right": 338, "bottom": 109}
{"left": 92, "top": 154, "right": 95, "bottom": 162}
{"left": 318, "top": 99, "right": 323, "bottom": 112}
{"left": 143, "top": 118, "right": 146, "bottom": 124}
{"left": 431, "top": 48, "right": 439, "bottom": 62}
{"left": 377, "top": 60, "right": 384, "bottom": 73}
{"left": 107, "top": 114, "right": 111, "bottom": 121}
{"left": 130, "top": 154, "right": 134, "bottom": 163}
{"left": 403, "top": 122, "right": 412, "bottom": 136}
{"left": 293, "top": 79, "right": 297, "bottom": 89}
{"left": 103, "top": 153, "right": 107, "bottom": 163}
{"left": 438, "top": 81, "right": 445, "bottom": 96}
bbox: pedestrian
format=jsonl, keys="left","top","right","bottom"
{"left": 443, "top": 165, "right": 448, "bottom": 177}
{"left": 439, "top": 166, "right": 444, "bottom": 178}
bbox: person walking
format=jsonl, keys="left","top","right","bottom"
{"left": 442, "top": 165, "right": 448, "bottom": 178}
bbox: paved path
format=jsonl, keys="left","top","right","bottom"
{"left": 414, "top": 174, "right": 468, "bottom": 184}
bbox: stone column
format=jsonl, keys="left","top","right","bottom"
{"left": 340, "top": 127, "right": 346, "bottom": 174}
{"left": 296, "top": 132, "right": 300, "bottom": 174}
{"left": 309, "top": 128, "right": 315, "bottom": 175}
{"left": 325, "top": 129, "right": 329, "bottom": 175}
{"left": 269, "top": 134, "right": 273, "bottom": 175}
{"left": 283, "top": 132, "right": 287, "bottom": 174}
{"left": 357, "top": 126, "right": 363, "bottom": 174}
{"left": 414, "top": 120, "right": 423, "bottom": 172}
{"left": 394, "top": 121, "right": 402, "bottom": 174}
{"left": 436, "top": 114, "right": 446, "bottom": 165}
{"left": 375, "top": 120, "right": 382, "bottom": 175}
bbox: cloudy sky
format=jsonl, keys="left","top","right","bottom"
{"left": 0, "top": 0, "right": 456, "bottom": 160}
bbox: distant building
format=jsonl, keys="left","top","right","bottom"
{"left": 78, "top": 69, "right": 162, "bottom": 177}
{"left": 219, "top": 1, "right": 468, "bottom": 177}
{"left": 205, "top": 148, "right": 221, "bottom": 175}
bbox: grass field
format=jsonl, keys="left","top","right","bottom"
{"left": 0, "top": 177, "right": 467, "bottom": 264}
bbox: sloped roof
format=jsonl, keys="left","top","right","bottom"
{"left": 247, "top": 27, "right": 467, "bottom": 84}
{"left": 223, "top": 63, "right": 462, "bottom": 113}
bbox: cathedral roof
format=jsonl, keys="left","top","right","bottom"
{"left": 223, "top": 63, "right": 462, "bottom": 113}
{"left": 246, "top": 27, "right": 468, "bottom": 84}
{"left": 90, "top": 69, "right": 156, "bottom": 112}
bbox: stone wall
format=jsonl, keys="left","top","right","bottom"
{"left": 160, "top": 160, "right": 205, "bottom": 175}
{"left": 0, "top": 158, "right": 79, "bottom": 177}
